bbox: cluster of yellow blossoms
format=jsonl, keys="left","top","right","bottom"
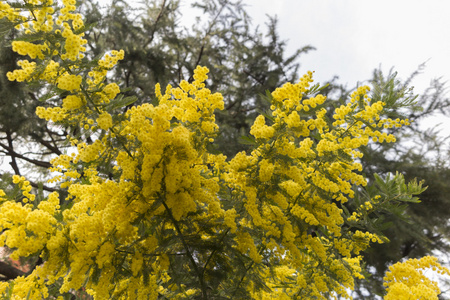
{"left": 384, "top": 256, "right": 450, "bottom": 300}
{"left": 224, "top": 71, "right": 403, "bottom": 298}
{"left": 0, "top": 176, "right": 59, "bottom": 262}
{"left": 0, "top": 0, "right": 449, "bottom": 299}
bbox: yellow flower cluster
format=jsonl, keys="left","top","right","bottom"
{"left": 11, "top": 41, "right": 49, "bottom": 59}
{"left": 14, "top": 0, "right": 55, "bottom": 33}
{"left": 88, "top": 50, "right": 125, "bottom": 86}
{"left": 3, "top": 0, "right": 87, "bottom": 83}
{"left": 0, "top": 190, "right": 5, "bottom": 202}
{"left": 384, "top": 256, "right": 450, "bottom": 300}
{"left": 33, "top": 51, "right": 124, "bottom": 130}
{"left": 6, "top": 60, "right": 36, "bottom": 82}
{"left": 236, "top": 231, "right": 262, "bottom": 263}
{"left": 0, "top": 268, "right": 52, "bottom": 299}
{"left": 35, "top": 106, "right": 68, "bottom": 123}
{"left": 332, "top": 86, "right": 406, "bottom": 145}
{"left": 229, "top": 70, "right": 414, "bottom": 299}
{"left": 347, "top": 199, "right": 376, "bottom": 222}
{"left": 96, "top": 112, "right": 113, "bottom": 130}
{"left": 38, "top": 66, "right": 226, "bottom": 297}
{"left": 57, "top": 73, "right": 82, "bottom": 91}
{"left": 258, "top": 159, "right": 275, "bottom": 182}
{"left": 352, "top": 230, "right": 383, "bottom": 254}
{"left": 0, "top": 1, "right": 27, "bottom": 22}
{"left": 1, "top": 62, "right": 227, "bottom": 298}
{"left": 250, "top": 115, "right": 275, "bottom": 139}
{"left": 62, "top": 94, "right": 84, "bottom": 110}
{"left": 0, "top": 183, "right": 59, "bottom": 261}
{"left": 12, "top": 175, "right": 35, "bottom": 203}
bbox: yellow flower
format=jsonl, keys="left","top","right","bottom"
{"left": 250, "top": 115, "right": 275, "bottom": 140}
{"left": 383, "top": 256, "right": 450, "bottom": 300}
{"left": 97, "top": 111, "right": 113, "bottom": 130}
{"left": 57, "top": 73, "right": 82, "bottom": 91}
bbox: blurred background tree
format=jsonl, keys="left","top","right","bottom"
{"left": 345, "top": 69, "right": 450, "bottom": 299}
{"left": 0, "top": 1, "right": 449, "bottom": 298}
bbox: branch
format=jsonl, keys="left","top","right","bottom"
{"left": 5, "top": 129, "right": 20, "bottom": 176}
{"left": 160, "top": 197, "right": 208, "bottom": 299}
{"left": 28, "top": 180, "right": 58, "bottom": 193}
{"left": 158, "top": 172, "right": 208, "bottom": 300}
{"left": 145, "top": 0, "right": 166, "bottom": 47}
{"left": 0, "top": 142, "right": 52, "bottom": 169}
{"left": 243, "top": 69, "right": 265, "bottom": 86}
{"left": 188, "top": 0, "right": 228, "bottom": 82}
{"left": 232, "top": 244, "right": 267, "bottom": 297}
{"left": 201, "top": 229, "right": 229, "bottom": 280}
{"left": 30, "top": 132, "right": 63, "bottom": 156}
{"left": 0, "top": 261, "right": 25, "bottom": 281}
{"left": 232, "top": 260, "right": 254, "bottom": 297}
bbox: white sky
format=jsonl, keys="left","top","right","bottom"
{"left": 96, "top": 0, "right": 450, "bottom": 93}
{"left": 245, "top": 0, "right": 450, "bottom": 92}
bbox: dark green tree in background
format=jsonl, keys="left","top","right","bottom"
{"left": 348, "top": 69, "right": 450, "bottom": 299}
{"left": 0, "top": 22, "right": 58, "bottom": 190}
{"left": 81, "top": 0, "right": 313, "bottom": 158}
{"left": 0, "top": 0, "right": 449, "bottom": 298}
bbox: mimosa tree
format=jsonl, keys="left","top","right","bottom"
{"left": 0, "top": 1, "right": 448, "bottom": 299}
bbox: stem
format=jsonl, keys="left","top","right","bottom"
{"left": 232, "top": 244, "right": 267, "bottom": 297}
{"left": 188, "top": 0, "right": 228, "bottom": 82}
{"left": 0, "top": 261, "right": 25, "bottom": 280}
{"left": 5, "top": 129, "right": 20, "bottom": 175}
{"left": 145, "top": 0, "right": 166, "bottom": 48}
{"left": 160, "top": 195, "right": 208, "bottom": 299}
{"left": 80, "top": 85, "right": 134, "bottom": 159}
{"left": 201, "top": 228, "right": 229, "bottom": 279}
{"left": 232, "top": 260, "right": 254, "bottom": 298}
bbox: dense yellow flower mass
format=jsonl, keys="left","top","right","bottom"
{"left": 384, "top": 256, "right": 450, "bottom": 300}
{"left": 0, "top": 0, "right": 448, "bottom": 299}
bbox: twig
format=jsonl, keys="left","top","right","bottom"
{"left": 0, "top": 261, "right": 25, "bottom": 281}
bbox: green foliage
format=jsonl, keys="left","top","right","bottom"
{"left": 0, "top": 0, "right": 449, "bottom": 299}
{"left": 344, "top": 69, "right": 450, "bottom": 299}
{"left": 80, "top": 0, "right": 314, "bottom": 157}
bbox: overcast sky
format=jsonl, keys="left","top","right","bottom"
{"left": 95, "top": 0, "right": 449, "bottom": 90}
{"left": 244, "top": 0, "right": 450, "bottom": 93}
